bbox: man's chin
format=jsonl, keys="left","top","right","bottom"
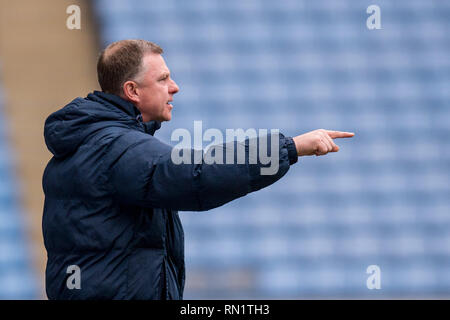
{"left": 160, "top": 114, "right": 171, "bottom": 122}
{"left": 163, "top": 111, "right": 172, "bottom": 121}
{"left": 144, "top": 110, "right": 172, "bottom": 122}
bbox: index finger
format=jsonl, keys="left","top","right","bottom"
{"left": 325, "top": 130, "right": 355, "bottom": 139}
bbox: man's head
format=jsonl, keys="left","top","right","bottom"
{"left": 97, "top": 39, "right": 179, "bottom": 122}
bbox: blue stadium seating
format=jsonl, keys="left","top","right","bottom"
{"left": 93, "top": 0, "right": 450, "bottom": 298}
{"left": 0, "top": 86, "right": 39, "bottom": 299}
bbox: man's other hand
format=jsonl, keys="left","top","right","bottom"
{"left": 293, "top": 129, "right": 355, "bottom": 156}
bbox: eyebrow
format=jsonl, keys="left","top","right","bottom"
{"left": 158, "top": 72, "right": 170, "bottom": 80}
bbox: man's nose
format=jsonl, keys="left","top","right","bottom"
{"left": 169, "top": 79, "right": 179, "bottom": 94}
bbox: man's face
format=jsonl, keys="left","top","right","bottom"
{"left": 132, "top": 53, "right": 179, "bottom": 122}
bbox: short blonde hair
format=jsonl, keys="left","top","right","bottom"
{"left": 97, "top": 39, "right": 163, "bottom": 95}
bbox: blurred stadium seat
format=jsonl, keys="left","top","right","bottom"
{"left": 0, "top": 85, "right": 39, "bottom": 299}
{"left": 91, "top": 0, "right": 450, "bottom": 298}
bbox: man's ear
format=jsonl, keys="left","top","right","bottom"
{"left": 122, "top": 80, "right": 140, "bottom": 104}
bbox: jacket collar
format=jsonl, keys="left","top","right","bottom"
{"left": 140, "top": 115, "right": 162, "bottom": 135}
{"left": 91, "top": 90, "right": 141, "bottom": 118}
{"left": 90, "top": 91, "right": 161, "bottom": 135}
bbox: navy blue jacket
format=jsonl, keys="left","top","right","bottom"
{"left": 42, "top": 91, "right": 298, "bottom": 299}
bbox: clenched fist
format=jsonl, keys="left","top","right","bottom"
{"left": 293, "top": 129, "right": 355, "bottom": 156}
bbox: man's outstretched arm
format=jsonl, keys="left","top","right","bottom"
{"left": 109, "top": 129, "right": 354, "bottom": 211}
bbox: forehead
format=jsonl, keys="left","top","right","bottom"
{"left": 142, "top": 53, "right": 169, "bottom": 77}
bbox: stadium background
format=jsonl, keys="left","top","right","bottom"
{"left": 0, "top": 0, "right": 448, "bottom": 299}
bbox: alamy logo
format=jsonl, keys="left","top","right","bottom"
{"left": 66, "top": 265, "right": 81, "bottom": 290}
{"left": 171, "top": 121, "right": 280, "bottom": 175}
{"left": 66, "top": 5, "right": 81, "bottom": 30}
{"left": 366, "top": 265, "right": 381, "bottom": 290}
{"left": 366, "top": 5, "right": 381, "bottom": 30}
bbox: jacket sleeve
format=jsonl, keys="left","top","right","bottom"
{"left": 108, "top": 131, "right": 298, "bottom": 211}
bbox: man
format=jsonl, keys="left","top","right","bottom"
{"left": 42, "top": 39, "right": 354, "bottom": 300}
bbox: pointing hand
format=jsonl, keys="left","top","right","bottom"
{"left": 293, "top": 129, "right": 355, "bottom": 156}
